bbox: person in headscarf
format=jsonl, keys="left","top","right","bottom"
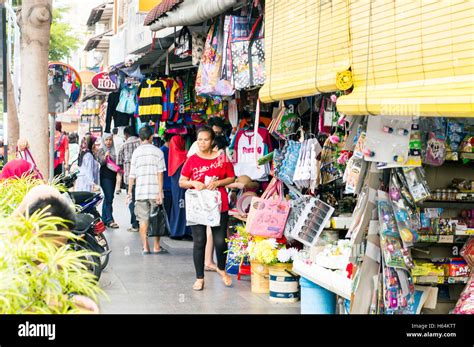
{"left": 95, "top": 133, "right": 119, "bottom": 228}
{"left": 75, "top": 135, "right": 100, "bottom": 193}
{"left": 168, "top": 135, "right": 192, "bottom": 240}
{"left": 0, "top": 159, "right": 42, "bottom": 181}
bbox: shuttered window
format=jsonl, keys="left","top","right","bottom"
{"left": 337, "top": 0, "right": 474, "bottom": 117}
{"left": 259, "top": 0, "right": 351, "bottom": 103}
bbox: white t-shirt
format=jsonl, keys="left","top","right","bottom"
{"left": 129, "top": 144, "right": 166, "bottom": 200}
{"left": 233, "top": 129, "right": 270, "bottom": 180}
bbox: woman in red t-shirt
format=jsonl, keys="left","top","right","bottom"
{"left": 179, "top": 126, "right": 236, "bottom": 291}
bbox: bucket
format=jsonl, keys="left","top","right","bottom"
{"left": 268, "top": 263, "right": 300, "bottom": 303}
{"left": 300, "top": 277, "right": 336, "bottom": 314}
{"left": 250, "top": 261, "right": 269, "bottom": 293}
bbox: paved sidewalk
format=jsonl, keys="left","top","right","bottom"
{"left": 98, "top": 192, "right": 300, "bottom": 314}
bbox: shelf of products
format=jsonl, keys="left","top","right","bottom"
{"left": 293, "top": 258, "right": 352, "bottom": 300}
{"left": 419, "top": 200, "right": 474, "bottom": 209}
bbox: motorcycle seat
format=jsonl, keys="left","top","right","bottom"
{"left": 74, "top": 213, "right": 95, "bottom": 235}
{"left": 70, "top": 191, "right": 96, "bottom": 204}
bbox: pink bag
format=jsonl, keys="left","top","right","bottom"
{"left": 246, "top": 178, "right": 290, "bottom": 238}
{"left": 106, "top": 156, "right": 123, "bottom": 174}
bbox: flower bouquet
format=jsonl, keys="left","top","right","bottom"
{"left": 247, "top": 235, "right": 299, "bottom": 265}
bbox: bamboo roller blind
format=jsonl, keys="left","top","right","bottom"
{"left": 259, "top": 0, "right": 351, "bottom": 103}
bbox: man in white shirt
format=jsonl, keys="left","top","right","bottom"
{"left": 128, "top": 126, "right": 167, "bottom": 255}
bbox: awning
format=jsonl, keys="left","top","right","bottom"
{"left": 337, "top": 0, "right": 474, "bottom": 117}
{"left": 147, "top": 0, "right": 239, "bottom": 31}
{"left": 84, "top": 30, "right": 113, "bottom": 52}
{"left": 144, "top": 0, "right": 183, "bottom": 26}
{"left": 87, "top": 1, "right": 114, "bottom": 27}
{"left": 259, "top": 0, "right": 351, "bottom": 103}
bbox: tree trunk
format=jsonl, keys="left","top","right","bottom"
{"left": 7, "top": 67, "right": 19, "bottom": 159}
{"left": 18, "top": 0, "right": 52, "bottom": 179}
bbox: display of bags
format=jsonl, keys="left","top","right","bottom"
{"left": 192, "top": 31, "right": 206, "bottom": 66}
{"left": 185, "top": 189, "right": 222, "bottom": 227}
{"left": 230, "top": 15, "right": 265, "bottom": 90}
{"left": 175, "top": 26, "right": 192, "bottom": 59}
{"left": 246, "top": 178, "right": 290, "bottom": 239}
{"left": 147, "top": 204, "right": 171, "bottom": 237}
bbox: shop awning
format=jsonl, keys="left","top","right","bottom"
{"left": 84, "top": 30, "right": 113, "bottom": 52}
{"left": 259, "top": 0, "right": 351, "bottom": 103}
{"left": 87, "top": 1, "right": 114, "bottom": 27}
{"left": 337, "top": 0, "right": 474, "bottom": 117}
{"left": 147, "top": 0, "right": 239, "bottom": 31}
{"left": 144, "top": 0, "right": 183, "bottom": 26}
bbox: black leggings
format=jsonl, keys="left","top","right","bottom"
{"left": 191, "top": 212, "right": 229, "bottom": 279}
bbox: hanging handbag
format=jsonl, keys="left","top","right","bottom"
{"left": 246, "top": 179, "right": 290, "bottom": 239}
{"left": 147, "top": 204, "right": 171, "bottom": 237}
{"left": 191, "top": 31, "right": 206, "bottom": 66}
{"left": 16, "top": 147, "right": 44, "bottom": 180}
{"left": 185, "top": 189, "right": 222, "bottom": 227}
{"left": 106, "top": 156, "right": 124, "bottom": 174}
{"left": 175, "top": 26, "right": 192, "bottom": 59}
{"left": 230, "top": 15, "right": 265, "bottom": 90}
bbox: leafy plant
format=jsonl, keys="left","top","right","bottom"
{"left": 49, "top": 7, "right": 80, "bottom": 61}
{"left": 225, "top": 225, "right": 251, "bottom": 268}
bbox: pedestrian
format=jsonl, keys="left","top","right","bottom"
{"left": 179, "top": 126, "right": 236, "bottom": 291}
{"left": 0, "top": 159, "right": 42, "bottom": 181}
{"left": 96, "top": 133, "right": 120, "bottom": 229}
{"left": 117, "top": 126, "right": 141, "bottom": 232}
{"left": 112, "top": 127, "right": 124, "bottom": 195}
{"left": 128, "top": 126, "right": 167, "bottom": 254}
{"left": 168, "top": 135, "right": 192, "bottom": 240}
{"left": 54, "top": 122, "right": 69, "bottom": 177}
{"left": 68, "top": 133, "right": 80, "bottom": 173}
{"left": 75, "top": 134, "right": 100, "bottom": 193}
{"left": 159, "top": 133, "right": 173, "bottom": 220}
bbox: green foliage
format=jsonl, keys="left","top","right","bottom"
{"left": 49, "top": 7, "right": 80, "bottom": 62}
{"left": 0, "top": 177, "right": 106, "bottom": 313}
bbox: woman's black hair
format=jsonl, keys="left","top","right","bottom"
{"left": 213, "top": 135, "right": 228, "bottom": 150}
{"left": 78, "top": 135, "right": 95, "bottom": 167}
{"left": 196, "top": 125, "right": 216, "bottom": 142}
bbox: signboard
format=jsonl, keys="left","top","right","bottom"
{"left": 139, "top": 0, "right": 161, "bottom": 13}
{"left": 91, "top": 72, "right": 118, "bottom": 93}
{"left": 89, "top": 126, "right": 103, "bottom": 140}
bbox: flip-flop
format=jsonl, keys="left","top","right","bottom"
{"left": 108, "top": 222, "right": 120, "bottom": 229}
{"left": 142, "top": 249, "right": 151, "bottom": 255}
{"left": 151, "top": 248, "right": 168, "bottom": 254}
{"left": 204, "top": 265, "right": 217, "bottom": 272}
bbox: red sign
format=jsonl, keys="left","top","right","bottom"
{"left": 91, "top": 72, "right": 118, "bottom": 92}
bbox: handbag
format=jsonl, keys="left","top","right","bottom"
{"left": 192, "top": 31, "right": 206, "bottom": 66}
{"left": 231, "top": 15, "right": 265, "bottom": 90}
{"left": 147, "top": 204, "right": 170, "bottom": 237}
{"left": 106, "top": 156, "right": 123, "bottom": 174}
{"left": 16, "top": 147, "right": 44, "bottom": 180}
{"left": 185, "top": 189, "right": 222, "bottom": 227}
{"left": 175, "top": 27, "right": 192, "bottom": 59}
{"left": 246, "top": 178, "right": 290, "bottom": 239}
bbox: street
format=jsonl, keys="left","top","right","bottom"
{"left": 98, "top": 192, "right": 301, "bottom": 314}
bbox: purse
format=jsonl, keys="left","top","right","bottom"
{"left": 246, "top": 178, "right": 290, "bottom": 239}
{"left": 192, "top": 31, "right": 206, "bottom": 66}
{"left": 16, "top": 147, "right": 44, "bottom": 180}
{"left": 175, "top": 27, "right": 192, "bottom": 59}
{"left": 185, "top": 189, "right": 222, "bottom": 227}
{"left": 147, "top": 204, "right": 170, "bottom": 237}
{"left": 106, "top": 156, "right": 123, "bottom": 174}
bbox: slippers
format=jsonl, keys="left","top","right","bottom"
{"left": 151, "top": 248, "right": 168, "bottom": 254}
{"left": 204, "top": 265, "right": 217, "bottom": 272}
{"left": 108, "top": 222, "right": 120, "bottom": 229}
{"left": 142, "top": 249, "right": 151, "bottom": 255}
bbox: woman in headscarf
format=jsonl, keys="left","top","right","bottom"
{"left": 168, "top": 135, "right": 192, "bottom": 240}
{"left": 0, "top": 159, "right": 42, "bottom": 181}
{"left": 75, "top": 135, "right": 100, "bottom": 193}
{"left": 95, "top": 133, "right": 119, "bottom": 228}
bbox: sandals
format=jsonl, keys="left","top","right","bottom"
{"left": 217, "top": 269, "right": 233, "bottom": 287}
{"left": 192, "top": 279, "right": 205, "bottom": 291}
{"left": 107, "top": 222, "right": 119, "bottom": 229}
{"left": 151, "top": 248, "right": 168, "bottom": 255}
{"left": 204, "top": 265, "right": 217, "bottom": 272}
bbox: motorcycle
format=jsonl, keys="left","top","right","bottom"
{"left": 70, "top": 213, "right": 110, "bottom": 280}
{"left": 59, "top": 171, "right": 110, "bottom": 271}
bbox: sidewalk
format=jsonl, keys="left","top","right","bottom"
{"left": 98, "top": 192, "right": 300, "bottom": 314}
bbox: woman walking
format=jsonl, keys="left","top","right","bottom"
{"left": 96, "top": 133, "right": 120, "bottom": 228}
{"left": 179, "top": 126, "right": 235, "bottom": 291}
{"left": 75, "top": 135, "right": 100, "bottom": 193}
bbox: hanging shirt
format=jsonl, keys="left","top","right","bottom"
{"left": 181, "top": 153, "right": 235, "bottom": 212}
{"left": 116, "top": 85, "right": 138, "bottom": 114}
{"left": 162, "top": 79, "right": 180, "bottom": 122}
{"left": 137, "top": 79, "right": 166, "bottom": 123}
{"left": 105, "top": 92, "right": 133, "bottom": 133}
{"left": 232, "top": 127, "right": 273, "bottom": 180}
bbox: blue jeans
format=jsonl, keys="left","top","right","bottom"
{"left": 101, "top": 176, "right": 116, "bottom": 225}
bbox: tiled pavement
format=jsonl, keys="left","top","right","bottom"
{"left": 98, "top": 193, "right": 300, "bottom": 314}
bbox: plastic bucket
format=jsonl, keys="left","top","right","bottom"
{"left": 268, "top": 263, "right": 300, "bottom": 303}
{"left": 300, "top": 277, "right": 336, "bottom": 314}
{"left": 250, "top": 261, "right": 269, "bottom": 293}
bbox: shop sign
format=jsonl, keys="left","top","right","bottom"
{"left": 91, "top": 72, "right": 118, "bottom": 93}
{"left": 89, "top": 126, "right": 103, "bottom": 140}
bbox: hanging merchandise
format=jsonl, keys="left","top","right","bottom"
{"left": 192, "top": 31, "right": 207, "bottom": 66}
{"left": 174, "top": 26, "right": 192, "bottom": 59}
{"left": 230, "top": 15, "right": 265, "bottom": 90}
{"left": 268, "top": 102, "right": 299, "bottom": 140}
{"left": 343, "top": 156, "right": 367, "bottom": 195}
{"left": 405, "top": 117, "right": 422, "bottom": 167}
{"left": 364, "top": 116, "right": 412, "bottom": 165}
{"left": 195, "top": 17, "right": 234, "bottom": 97}
{"left": 277, "top": 140, "right": 301, "bottom": 187}
{"left": 445, "top": 121, "right": 465, "bottom": 161}
{"left": 116, "top": 84, "right": 138, "bottom": 115}
{"left": 422, "top": 117, "right": 447, "bottom": 166}
{"left": 317, "top": 137, "right": 343, "bottom": 185}
{"left": 292, "top": 139, "right": 322, "bottom": 190}
{"left": 137, "top": 78, "right": 166, "bottom": 123}
{"left": 397, "top": 167, "right": 431, "bottom": 203}
{"left": 246, "top": 179, "right": 290, "bottom": 239}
